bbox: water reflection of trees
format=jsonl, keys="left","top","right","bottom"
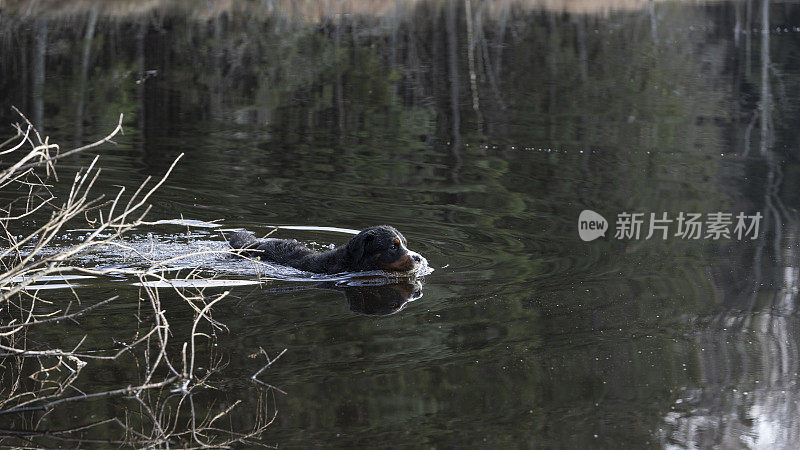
{"left": 663, "top": 1, "right": 800, "bottom": 447}
{"left": 5, "top": 0, "right": 800, "bottom": 447}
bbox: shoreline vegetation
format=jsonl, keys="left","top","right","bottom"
{"left": 0, "top": 0, "right": 707, "bottom": 20}
{"left": 0, "top": 109, "right": 283, "bottom": 447}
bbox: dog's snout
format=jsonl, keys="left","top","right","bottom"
{"left": 411, "top": 253, "right": 421, "bottom": 263}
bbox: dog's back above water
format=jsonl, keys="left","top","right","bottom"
{"left": 228, "top": 225, "right": 423, "bottom": 274}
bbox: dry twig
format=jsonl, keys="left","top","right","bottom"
{"left": 0, "top": 109, "right": 281, "bottom": 448}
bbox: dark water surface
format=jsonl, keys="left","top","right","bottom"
{"left": 3, "top": 0, "right": 800, "bottom": 447}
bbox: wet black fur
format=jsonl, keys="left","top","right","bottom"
{"left": 228, "top": 225, "right": 419, "bottom": 274}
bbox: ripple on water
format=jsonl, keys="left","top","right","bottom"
{"left": 15, "top": 220, "right": 433, "bottom": 290}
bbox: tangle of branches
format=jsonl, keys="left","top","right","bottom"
{"left": 0, "top": 109, "right": 284, "bottom": 448}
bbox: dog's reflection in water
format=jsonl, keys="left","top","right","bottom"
{"left": 340, "top": 280, "right": 422, "bottom": 316}
{"left": 256, "top": 278, "right": 423, "bottom": 316}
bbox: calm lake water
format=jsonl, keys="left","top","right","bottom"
{"left": 2, "top": 0, "right": 800, "bottom": 447}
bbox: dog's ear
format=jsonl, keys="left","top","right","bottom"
{"left": 346, "top": 232, "right": 374, "bottom": 263}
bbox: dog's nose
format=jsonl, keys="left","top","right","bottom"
{"left": 411, "top": 253, "right": 421, "bottom": 263}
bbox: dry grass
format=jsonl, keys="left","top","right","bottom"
{"left": 0, "top": 109, "right": 283, "bottom": 448}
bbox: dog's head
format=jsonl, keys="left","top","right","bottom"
{"left": 345, "top": 225, "right": 421, "bottom": 272}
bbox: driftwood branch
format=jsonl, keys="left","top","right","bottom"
{"left": 0, "top": 108, "right": 282, "bottom": 447}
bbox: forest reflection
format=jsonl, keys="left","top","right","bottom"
{"left": 2, "top": 0, "right": 800, "bottom": 447}
{"left": 665, "top": 2, "right": 800, "bottom": 447}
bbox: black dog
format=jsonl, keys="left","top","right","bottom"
{"left": 228, "top": 225, "right": 422, "bottom": 274}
